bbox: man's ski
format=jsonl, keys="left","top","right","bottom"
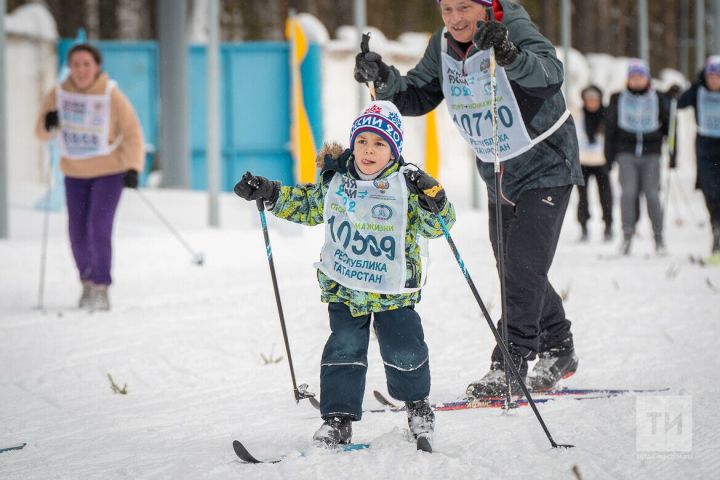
{"left": 371, "top": 387, "right": 668, "bottom": 412}
{"left": 232, "top": 440, "right": 369, "bottom": 464}
{"left": 0, "top": 443, "right": 26, "bottom": 454}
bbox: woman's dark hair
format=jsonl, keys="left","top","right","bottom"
{"left": 67, "top": 44, "right": 103, "bottom": 66}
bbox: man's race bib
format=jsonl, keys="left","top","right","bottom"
{"left": 440, "top": 31, "right": 570, "bottom": 163}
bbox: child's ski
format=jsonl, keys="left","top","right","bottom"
{"left": 232, "top": 440, "right": 369, "bottom": 464}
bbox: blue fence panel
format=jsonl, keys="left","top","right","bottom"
{"left": 58, "top": 40, "right": 323, "bottom": 191}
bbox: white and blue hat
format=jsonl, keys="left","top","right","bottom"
{"left": 349, "top": 100, "right": 404, "bottom": 161}
{"left": 627, "top": 58, "right": 650, "bottom": 79}
{"left": 705, "top": 55, "right": 720, "bottom": 76}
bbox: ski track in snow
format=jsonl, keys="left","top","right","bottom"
{"left": 1, "top": 173, "right": 719, "bottom": 479}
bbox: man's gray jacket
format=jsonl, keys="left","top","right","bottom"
{"left": 376, "top": 0, "right": 583, "bottom": 202}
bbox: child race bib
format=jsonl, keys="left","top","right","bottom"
{"left": 315, "top": 169, "right": 420, "bottom": 294}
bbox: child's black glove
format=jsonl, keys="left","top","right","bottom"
{"left": 123, "top": 169, "right": 139, "bottom": 189}
{"left": 44, "top": 110, "right": 59, "bottom": 131}
{"left": 473, "top": 10, "right": 518, "bottom": 66}
{"left": 404, "top": 169, "right": 446, "bottom": 212}
{"left": 234, "top": 172, "right": 280, "bottom": 205}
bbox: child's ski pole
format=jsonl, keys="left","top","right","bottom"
{"left": 250, "top": 185, "right": 315, "bottom": 404}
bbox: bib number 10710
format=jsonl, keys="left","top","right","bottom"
{"left": 453, "top": 106, "right": 513, "bottom": 138}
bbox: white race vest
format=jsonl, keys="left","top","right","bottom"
{"left": 315, "top": 168, "right": 424, "bottom": 294}
{"left": 577, "top": 115, "right": 606, "bottom": 167}
{"left": 618, "top": 90, "right": 660, "bottom": 134}
{"left": 56, "top": 80, "right": 120, "bottom": 159}
{"left": 441, "top": 32, "right": 570, "bottom": 163}
{"left": 697, "top": 86, "right": 720, "bottom": 138}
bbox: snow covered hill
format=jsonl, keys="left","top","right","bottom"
{"left": 1, "top": 168, "right": 718, "bottom": 478}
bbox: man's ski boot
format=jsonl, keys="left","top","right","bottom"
{"left": 465, "top": 351, "right": 528, "bottom": 399}
{"left": 406, "top": 398, "right": 434, "bottom": 453}
{"left": 312, "top": 416, "right": 352, "bottom": 448}
{"left": 529, "top": 340, "right": 579, "bottom": 392}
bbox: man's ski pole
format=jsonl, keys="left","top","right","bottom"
{"left": 251, "top": 192, "right": 315, "bottom": 404}
{"left": 426, "top": 198, "right": 572, "bottom": 449}
{"left": 488, "top": 45, "right": 514, "bottom": 409}
{"left": 134, "top": 189, "right": 205, "bottom": 265}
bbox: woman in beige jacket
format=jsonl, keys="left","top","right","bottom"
{"left": 36, "top": 43, "right": 144, "bottom": 311}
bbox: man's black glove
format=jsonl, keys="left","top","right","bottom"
{"left": 234, "top": 171, "right": 280, "bottom": 206}
{"left": 44, "top": 110, "right": 59, "bottom": 131}
{"left": 123, "top": 169, "right": 139, "bottom": 189}
{"left": 667, "top": 84, "right": 682, "bottom": 100}
{"left": 354, "top": 33, "right": 390, "bottom": 84}
{"left": 354, "top": 51, "right": 390, "bottom": 84}
{"left": 473, "top": 15, "right": 518, "bottom": 66}
{"left": 404, "top": 169, "right": 446, "bottom": 212}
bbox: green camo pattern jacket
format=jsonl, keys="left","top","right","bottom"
{"left": 270, "top": 161, "right": 456, "bottom": 317}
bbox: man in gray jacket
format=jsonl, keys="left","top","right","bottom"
{"left": 354, "top": 0, "right": 582, "bottom": 397}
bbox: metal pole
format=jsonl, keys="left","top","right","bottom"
{"left": 681, "top": 0, "right": 690, "bottom": 76}
{"left": 158, "top": 0, "right": 189, "bottom": 188}
{"left": 697, "top": 0, "right": 707, "bottom": 70}
{"left": 0, "top": 0, "right": 8, "bottom": 238}
{"left": 354, "top": 0, "right": 367, "bottom": 112}
{"left": 714, "top": 0, "right": 720, "bottom": 54}
{"left": 638, "top": 0, "right": 650, "bottom": 64}
{"left": 207, "top": 0, "right": 220, "bottom": 227}
{"left": 561, "top": 0, "right": 571, "bottom": 99}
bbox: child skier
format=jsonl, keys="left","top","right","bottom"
{"left": 234, "top": 100, "right": 455, "bottom": 450}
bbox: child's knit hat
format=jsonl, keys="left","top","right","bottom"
{"left": 349, "top": 100, "right": 404, "bottom": 161}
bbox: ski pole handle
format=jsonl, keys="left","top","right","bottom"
{"left": 246, "top": 176, "right": 265, "bottom": 212}
{"left": 360, "top": 32, "right": 377, "bottom": 100}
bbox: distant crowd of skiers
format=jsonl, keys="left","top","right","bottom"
{"left": 576, "top": 55, "right": 720, "bottom": 260}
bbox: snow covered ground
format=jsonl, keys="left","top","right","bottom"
{"left": 1, "top": 160, "right": 719, "bottom": 479}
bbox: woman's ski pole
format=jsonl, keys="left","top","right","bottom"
{"left": 134, "top": 189, "right": 205, "bottom": 265}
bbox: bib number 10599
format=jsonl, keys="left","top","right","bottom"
{"left": 327, "top": 215, "right": 396, "bottom": 261}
